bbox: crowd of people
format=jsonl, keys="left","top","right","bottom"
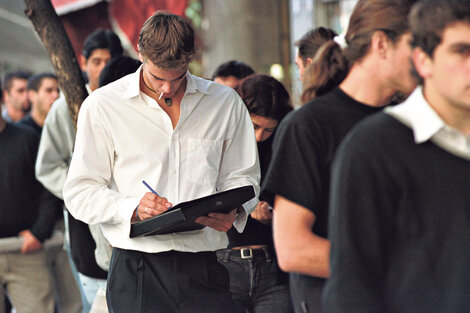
{"left": 1, "top": 0, "right": 470, "bottom": 312}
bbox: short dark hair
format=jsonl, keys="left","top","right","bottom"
{"left": 295, "top": 27, "right": 337, "bottom": 65}
{"left": 82, "top": 29, "right": 124, "bottom": 60}
{"left": 2, "top": 70, "right": 31, "bottom": 92}
{"left": 235, "top": 74, "right": 292, "bottom": 122}
{"left": 99, "top": 56, "right": 142, "bottom": 87}
{"left": 211, "top": 60, "right": 255, "bottom": 80}
{"left": 139, "top": 11, "right": 195, "bottom": 69}
{"left": 27, "top": 72, "right": 57, "bottom": 92}
{"left": 410, "top": 0, "right": 470, "bottom": 57}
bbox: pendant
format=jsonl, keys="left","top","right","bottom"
{"left": 165, "top": 98, "right": 172, "bottom": 106}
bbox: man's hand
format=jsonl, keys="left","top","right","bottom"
{"left": 250, "top": 201, "right": 273, "bottom": 225}
{"left": 195, "top": 208, "right": 238, "bottom": 232}
{"left": 132, "top": 192, "right": 172, "bottom": 222}
{"left": 18, "top": 230, "right": 42, "bottom": 254}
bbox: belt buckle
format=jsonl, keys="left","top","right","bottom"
{"left": 240, "top": 248, "right": 253, "bottom": 259}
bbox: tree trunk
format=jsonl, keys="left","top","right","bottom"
{"left": 24, "top": 0, "right": 87, "bottom": 129}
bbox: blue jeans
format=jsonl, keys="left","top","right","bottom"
{"left": 216, "top": 247, "right": 293, "bottom": 313}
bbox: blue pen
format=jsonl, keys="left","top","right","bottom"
{"left": 142, "top": 180, "right": 160, "bottom": 196}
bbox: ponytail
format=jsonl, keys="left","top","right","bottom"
{"left": 301, "top": 40, "right": 348, "bottom": 104}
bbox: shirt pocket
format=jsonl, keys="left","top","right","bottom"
{"left": 186, "top": 138, "right": 223, "bottom": 185}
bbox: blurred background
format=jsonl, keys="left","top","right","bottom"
{"left": 0, "top": 0, "right": 358, "bottom": 105}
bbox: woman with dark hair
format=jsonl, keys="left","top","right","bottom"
{"left": 262, "top": 0, "right": 419, "bottom": 312}
{"left": 217, "top": 74, "right": 293, "bottom": 313}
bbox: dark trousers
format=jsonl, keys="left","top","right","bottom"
{"left": 216, "top": 247, "right": 293, "bottom": 313}
{"left": 289, "top": 273, "right": 325, "bottom": 313}
{"left": 106, "top": 248, "right": 243, "bottom": 313}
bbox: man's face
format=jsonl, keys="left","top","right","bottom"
{"left": 417, "top": 22, "right": 470, "bottom": 111}
{"left": 295, "top": 50, "right": 311, "bottom": 82}
{"left": 141, "top": 59, "right": 187, "bottom": 98}
{"left": 81, "top": 48, "right": 112, "bottom": 91}
{"left": 386, "top": 32, "right": 417, "bottom": 97}
{"left": 250, "top": 114, "right": 279, "bottom": 142}
{"left": 4, "top": 78, "right": 29, "bottom": 112}
{"left": 29, "top": 78, "right": 60, "bottom": 115}
{"left": 214, "top": 75, "right": 241, "bottom": 89}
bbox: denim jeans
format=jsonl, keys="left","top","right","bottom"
{"left": 216, "top": 247, "right": 293, "bottom": 313}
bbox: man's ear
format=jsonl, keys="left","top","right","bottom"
{"left": 305, "top": 57, "right": 313, "bottom": 67}
{"left": 27, "top": 90, "right": 36, "bottom": 104}
{"left": 411, "top": 47, "right": 432, "bottom": 80}
{"left": 79, "top": 55, "right": 87, "bottom": 71}
{"left": 371, "top": 30, "right": 390, "bottom": 59}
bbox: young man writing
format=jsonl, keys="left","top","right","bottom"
{"left": 63, "top": 12, "right": 259, "bottom": 313}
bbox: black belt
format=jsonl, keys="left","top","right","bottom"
{"left": 228, "top": 246, "right": 274, "bottom": 259}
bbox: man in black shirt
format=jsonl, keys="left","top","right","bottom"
{"left": 0, "top": 98, "right": 55, "bottom": 312}
{"left": 262, "top": 1, "right": 417, "bottom": 312}
{"left": 18, "top": 72, "right": 82, "bottom": 313}
{"left": 19, "top": 72, "right": 59, "bottom": 133}
{"left": 324, "top": 1, "right": 470, "bottom": 312}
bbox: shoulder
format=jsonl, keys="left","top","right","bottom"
{"left": 191, "top": 75, "right": 246, "bottom": 114}
{"left": 9, "top": 123, "right": 39, "bottom": 145}
{"left": 339, "top": 113, "right": 412, "bottom": 157}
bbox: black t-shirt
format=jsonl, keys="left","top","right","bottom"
{"left": 18, "top": 115, "right": 42, "bottom": 134}
{"left": 324, "top": 113, "right": 470, "bottom": 313}
{"left": 262, "top": 87, "right": 382, "bottom": 238}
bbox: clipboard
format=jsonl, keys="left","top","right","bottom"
{"left": 130, "top": 185, "right": 255, "bottom": 237}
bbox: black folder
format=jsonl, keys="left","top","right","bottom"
{"left": 130, "top": 185, "right": 255, "bottom": 237}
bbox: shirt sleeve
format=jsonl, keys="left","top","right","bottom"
{"left": 215, "top": 94, "right": 260, "bottom": 231}
{"left": 35, "top": 97, "right": 75, "bottom": 200}
{"left": 30, "top": 188, "right": 63, "bottom": 242}
{"left": 63, "top": 96, "right": 139, "bottom": 227}
{"left": 261, "top": 109, "right": 326, "bottom": 213}
{"left": 323, "top": 128, "right": 396, "bottom": 313}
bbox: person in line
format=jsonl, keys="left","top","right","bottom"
{"left": 35, "top": 28, "right": 124, "bottom": 313}
{"left": 294, "top": 27, "right": 337, "bottom": 82}
{"left": 19, "top": 73, "right": 60, "bottom": 131}
{"left": 324, "top": 1, "right": 470, "bottom": 312}
{"left": 63, "top": 11, "right": 259, "bottom": 313}
{"left": 18, "top": 72, "right": 82, "bottom": 313}
{"left": 1, "top": 70, "right": 30, "bottom": 122}
{"left": 0, "top": 88, "right": 57, "bottom": 313}
{"left": 261, "top": 0, "right": 418, "bottom": 312}
{"left": 217, "top": 74, "right": 293, "bottom": 313}
{"left": 212, "top": 60, "right": 255, "bottom": 88}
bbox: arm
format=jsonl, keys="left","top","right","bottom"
{"left": 35, "top": 96, "right": 75, "bottom": 199}
{"left": 63, "top": 97, "right": 139, "bottom": 226}
{"left": 212, "top": 95, "right": 261, "bottom": 231}
{"left": 29, "top": 187, "right": 63, "bottom": 243}
{"left": 273, "top": 195, "right": 330, "bottom": 278}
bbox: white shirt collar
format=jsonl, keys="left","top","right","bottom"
{"left": 386, "top": 86, "right": 470, "bottom": 159}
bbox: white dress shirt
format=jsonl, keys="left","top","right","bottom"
{"left": 63, "top": 67, "right": 260, "bottom": 253}
{"left": 386, "top": 86, "right": 470, "bottom": 160}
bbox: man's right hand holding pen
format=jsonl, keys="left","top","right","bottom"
{"left": 131, "top": 180, "right": 172, "bottom": 222}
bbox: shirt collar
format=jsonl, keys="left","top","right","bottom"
{"left": 385, "top": 86, "right": 446, "bottom": 144}
{"left": 122, "top": 65, "right": 211, "bottom": 100}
